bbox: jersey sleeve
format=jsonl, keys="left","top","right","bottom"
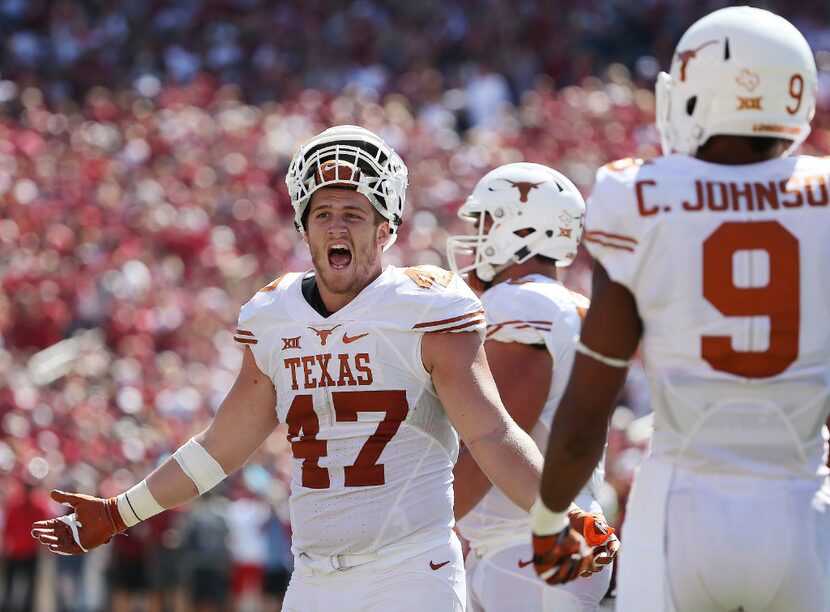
{"left": 233, "top": 275, "right": 287, "bottom": 375}
{"left": 403, "top": 266, "right": 486, "bottom": 338}
{"left": 234, "top": 300, "right": 260, "bottom": 346}
{"left": 482, "top": 285, "right": 552, "bottom": 346}
{"left": 584, "top": 160, "right": 649, "bottom": 290}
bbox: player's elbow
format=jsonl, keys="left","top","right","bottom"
{"left": 461, "top": 420, "right": 511, "bottom": 452}
{"left": 560, "top": 424, "right": 605, "bottom": 462}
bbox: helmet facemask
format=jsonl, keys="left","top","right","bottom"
{"left": 286, "top": 126, "right": 408, "bottom": 250}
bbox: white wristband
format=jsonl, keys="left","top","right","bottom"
{"left": 575, "top": 339, "right": 630, "bottom": 369}
{"left": 172, "top": 437, "right": 227, "bottom": 495}
{"left": 531, "top": 496, "right": 573, "bottom": 536}
{"left": 116, "top": 480, "right": 165, "bottom": 527}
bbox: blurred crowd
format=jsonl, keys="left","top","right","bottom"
{"left": 1, "top": 0, "right": 830, "bottom": 610}
{"left": 2, "top": 479, "right": 292, "bottom": 611}
{"left": 2, "top": 0, "right": 827, "bottom": 109}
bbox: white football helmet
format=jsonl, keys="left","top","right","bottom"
{"left": 656, "top": 6, "right": 816, "bottom": 156}
{"left": 447, "top": 163, "right": 586, "bottom": 282}
{"left": 285, "top": 125, "right": 408, "bottom": 250}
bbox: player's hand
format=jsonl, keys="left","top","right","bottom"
{"left": 531, "top": 522, "right": 594, "bottom": 585}
{"left": 567, "top": 509, "right": 620, "bottom": 576}
{"left": 31, "top": 490, "right": 127, "bottom": 555}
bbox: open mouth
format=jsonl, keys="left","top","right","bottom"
{"left": 327, "top": 243, "right": 353, "bottom": 269}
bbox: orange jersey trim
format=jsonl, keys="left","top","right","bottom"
{"left": 488, "top": 319, "right": 553, "bottom": 326}
{"left": 413, "top": 309, "right": 485, "bottom": 330}
{"left": 438, "top": 317, "right": 486, "bottom": 333}
{"left": 584, "top": 230, "right": 638, "bottom": 245}
{"left": 584, "top": 235, "right": 635, "bottom": 253}
{"left": 486, "top": 321, "right": 552, "bottom": 339}
{"left": 259, "top": 274, "right": 287, "bottom": 293}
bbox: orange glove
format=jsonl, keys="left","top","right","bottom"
{"left": 531, "top": 522, "right": 594, "bottom": 585}
{"left": 31, "top": 490, "right": 128, "bottom": 555}
{"left": 567, "top": 509, "right": 620, "bottom": 577}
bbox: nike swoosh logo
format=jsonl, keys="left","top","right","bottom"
{"left": 343, "top": 332, "right": 369, "bottom": 344}
{"left": 518, "top": 559, "right": 533, "bottom": 568}
{"left": 429, "top": 560, "right": 450, "bottom": 571}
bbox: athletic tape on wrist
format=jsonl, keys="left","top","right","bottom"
{"left": 116, "top": 480, "right": 165, "bottom": 527}
{"left": 172, "top": 437, "right": 227, "bottom": 495}
{"left": 531, "top": 496, "right": 571, "bottom": 536}
{"left": 574, "top": 339, "right": 629, "bottom": 369}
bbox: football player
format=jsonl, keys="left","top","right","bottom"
{"left": 32, "top": 125, "right": 580, "bottom": 611}
{"left": 448, "top": 162, "right": 619, "bottom": 612}
{"left": 532, "top": 7, "right": 830, "bottom": 611}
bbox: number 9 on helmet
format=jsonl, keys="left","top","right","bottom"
{"left": 656, "top": 6, "right": 817, "bottom": 157}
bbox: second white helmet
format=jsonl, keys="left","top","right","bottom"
{"left": 656, "top": 6, "right": 817, "bottom": 156}
{"left": 447, "top": 162, "right": 586, "bottom": 282}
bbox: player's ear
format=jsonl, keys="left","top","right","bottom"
{"left": 376, "top": 220, "right": 391, "bottom": 248}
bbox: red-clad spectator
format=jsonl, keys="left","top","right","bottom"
{"left": 1, "top": 481, "right": 49, "bottom": 612}
{"left": 227, "top": 483, "right": 270, "bottom": 611}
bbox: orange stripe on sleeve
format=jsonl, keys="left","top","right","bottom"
{"left": 413, "top": 309, "right": 485, "bottom": 330}
{"left": 234, "top": 336, "right": 258, "bottom": 345}
{"left": 486, "top": 323, "right": 551, "bottom": 338}
{"left": 437, "top": 317, "right": 486, "bottom": 333}
{"left": 488, "top": 320, "right": 553, "bottom": 326}
{"left": 584, "top": 235, "right": 635, "bottom": 252}
{"left": 584, "top": 230, "right": 638, "bottom": 245}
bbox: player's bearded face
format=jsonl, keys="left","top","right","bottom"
{"left": 306, "top": 189, "right": 389, "bottom": 296}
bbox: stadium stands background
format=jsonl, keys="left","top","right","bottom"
{"left": 1, "top": 1, "right": 829, "bottom": 609}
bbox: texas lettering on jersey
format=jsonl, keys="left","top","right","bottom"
{"left": 283, "top": 352, "right": 373, "bottom": 390}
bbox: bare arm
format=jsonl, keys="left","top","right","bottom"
{"left": 453, "top": 340, "right": 551, "bottom": 518}
{"left": 32, "top": 347, "right": 279, "bottom": 555}
{"left": 540, "top": 262, "right": 642, "bottom": 512}
{"left": 423, "top": 330, "right": 543, "bottom": 513}
{"left": 145, "top": 347, "right": 279, "bottom": 508}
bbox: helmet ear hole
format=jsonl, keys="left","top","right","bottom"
{"left": 513, "top": 228, "right": 535, "bottom": 238}
{"left": 686, "top": 96, "right": 697, "bottom": 116}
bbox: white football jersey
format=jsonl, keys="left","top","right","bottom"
{"left": 234, "top": 265, "right": 485, "bottom": 557}
{"left": 456, "top": 275, "right": 604, "bottom": 550}
{"left": 586, "top": 154, "right": 830, "bottom": 480}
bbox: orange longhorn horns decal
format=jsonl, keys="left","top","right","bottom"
{"left": 499, "top": 179, "right": 549, "bottom": 202}
{"left": 676, "top": 39, "right": 718, "bottom": 82}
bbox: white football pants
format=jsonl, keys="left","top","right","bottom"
{"left": 282, "top": 532, "right": 465, "bottom": 612}
{"left": 618, "top": 457, "right": 830, "bottom": 612}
